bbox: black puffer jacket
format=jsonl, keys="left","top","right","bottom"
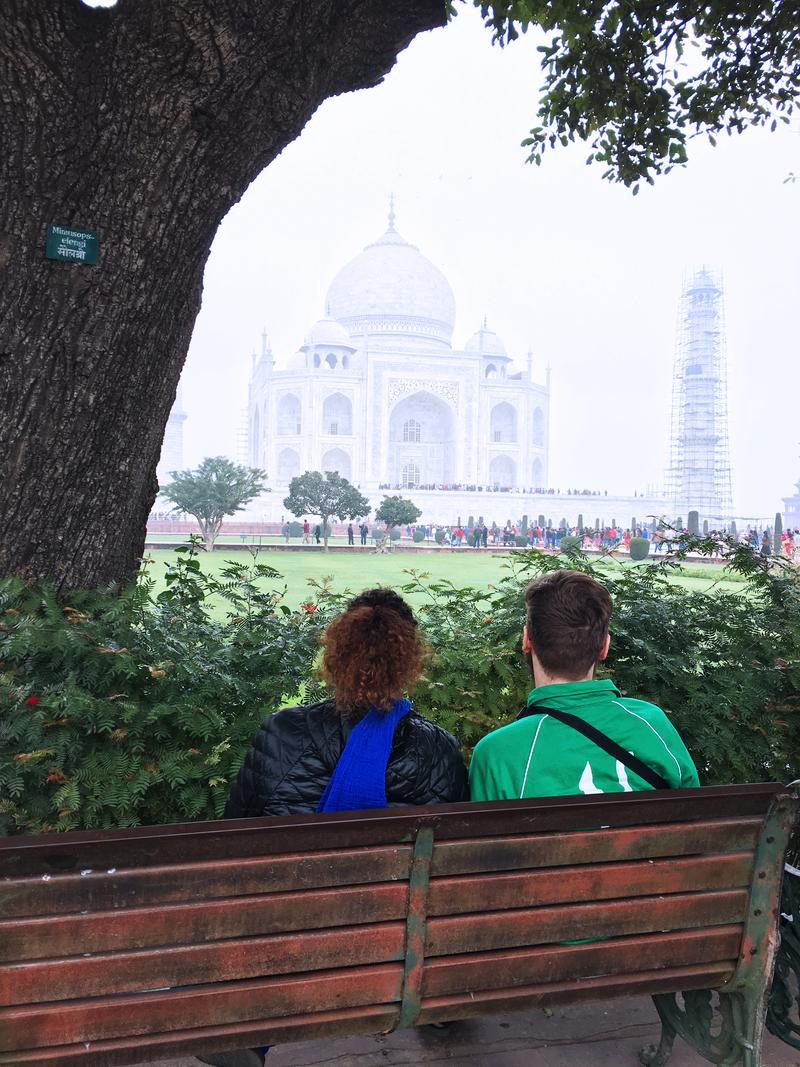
{"left": 225, "top": 698, "right": 468, "bottom": 818}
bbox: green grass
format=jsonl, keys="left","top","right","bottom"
{"left": 142, "top": 544, "right": 744, "bottom": 613}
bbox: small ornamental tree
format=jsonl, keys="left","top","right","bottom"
{"left": 160, "top": 457, "right": 266, "bottom": 551}
{"left": 283, "top": 471, "right": 370, "bottom": 551}
{"left": 374, "top": 495, "right": 422, "bottom": 552}
{"left": 629, "top": 536, "right": 651, "bottom": 561}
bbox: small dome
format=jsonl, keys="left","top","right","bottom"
{"left": 287, "top": 350, "right": 308, "bottom": 370}
{"left": 465, "top": 322, "right": 508, "bottom": 358}
{"left": 302, "top": 317, "right": 355, "bottom": 350}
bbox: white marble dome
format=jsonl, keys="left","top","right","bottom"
{"left": 302, "top": 317, "right": 354, "bottom": 350}
{"left": 465, "top": 323, "right": 508, "bottom": 358}
{"left": 325, "top": 222, "right": 456, "bottom": 350}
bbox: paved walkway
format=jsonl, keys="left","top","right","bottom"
{"left": 155, "top": 996, "right": 798, "bottom": 1067}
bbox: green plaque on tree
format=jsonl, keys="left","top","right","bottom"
{"left": 45, "top": 224, "right": 98, "bottom": 265}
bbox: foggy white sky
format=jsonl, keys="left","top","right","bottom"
{"left": 180, "top": 6, "right": 800, "bottom": 518}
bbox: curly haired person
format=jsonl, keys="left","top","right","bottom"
{"left": 201, "top": 589, "right": 467, "bottom": 1067}
{"left": 226, "top": 587, "right": 467, "bottom": 817}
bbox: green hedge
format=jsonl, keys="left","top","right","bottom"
{"left": 2, "top": 538, "right": 799, "bottom": 834}
{"left": 629, "top": 537, "right": 650, "bottom": 561}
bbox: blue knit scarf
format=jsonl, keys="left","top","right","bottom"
{"left": 316, "top": 697, "right": 411, "bottom": 813}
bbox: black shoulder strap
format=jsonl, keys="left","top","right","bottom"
{"left": 518, "top": 705, "right": 670, "bottom": 790}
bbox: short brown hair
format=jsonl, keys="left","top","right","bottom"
{"left": 320, "top": 588, "right": 427, "bottom": 713}
{"left": 525, "top": 570, "right": 613, "bottom": 679}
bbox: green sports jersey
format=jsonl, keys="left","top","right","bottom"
{"left": 469, "top": 679, "right": 699, "bottom": 801}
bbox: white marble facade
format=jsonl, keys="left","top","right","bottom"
{"left": 247, "top": 208, "right": 549, "bottom": 494}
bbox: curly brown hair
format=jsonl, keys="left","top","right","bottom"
{"left": 319, "top": 588, "right": 428, "bottom": 713}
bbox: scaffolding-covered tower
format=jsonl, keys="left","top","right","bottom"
{"left": 666, "top": 269, "right": 733, "bottom": 524}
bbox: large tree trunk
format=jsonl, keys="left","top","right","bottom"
{"left": 0, "top": 0, "right": 445, "bottom": 592}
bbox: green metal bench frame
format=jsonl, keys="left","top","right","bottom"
{"left": 765, "top": 856, "right": 800, "bottom": 1051}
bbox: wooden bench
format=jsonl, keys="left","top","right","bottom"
{"left": 1, "top": 783, "right": 797, "bottom": 1067}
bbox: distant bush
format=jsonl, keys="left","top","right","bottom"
{"left": 434, "top": 530, "right": 445, "bottom": 544}
{"left": 412, "top": 529, "right": 426, "bottom": 543}
{"left": 559, "top": 536, "right": 581, "bottom": 554}
{"left": 287, "top": 521, "right": 303, "bottom": 538}
{"left": 629, "top": 537, "right": 650, "bottom": 561}
{"left": 389, "top": 527, "right": 401, "bottom": 541}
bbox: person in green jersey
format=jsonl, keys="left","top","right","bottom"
{"left": 470, "top": 569, "right": 699, "bottom": 800}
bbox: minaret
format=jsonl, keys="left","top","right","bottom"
{"left": 782, "top": 453, "right": 800, "bottom": 529}
{"left": 157, "top": 383, "right": 187, "bottom": 486}
{"left": 666, "top": 269, "right": 733, "bottom": 521}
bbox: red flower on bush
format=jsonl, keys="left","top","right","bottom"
{"left": 26, "top": 696, "right": 40, "bottom": 706}
{"left": 300, "top": 603, "right": 318, "bottom": 614}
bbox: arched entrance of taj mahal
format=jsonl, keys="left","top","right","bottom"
{"left": 388, "top": 392, "right": 455, "bottom": 487}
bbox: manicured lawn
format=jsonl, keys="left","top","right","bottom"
{"left": 142, "top": 543, "right": 744, "bottom": 611}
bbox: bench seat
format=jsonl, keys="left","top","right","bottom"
{"left": 0, "top": 783, "right": 796, "bottom": 1066}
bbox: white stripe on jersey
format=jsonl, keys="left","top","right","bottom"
{"left": 519, "top": 715, "right": 548, "bottom": 797}
{"left": 612, "top": 699, "right": 683, "bottom": 779}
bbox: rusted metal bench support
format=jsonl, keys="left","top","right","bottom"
{"left": 641, "top": 793, "right": 796, "bottom": 1066}
{"left": 766, "top": 861, "right": 800, "bottom": 1050}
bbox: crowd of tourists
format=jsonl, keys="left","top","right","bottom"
{"left": 202, "top": 571, "right": 699, "bottom": 1066}
{"left": 377, "top": 482, "right": 612, "bottom": 496}
{"left": 277, "top": 517, "right": 800, "bottom": 559}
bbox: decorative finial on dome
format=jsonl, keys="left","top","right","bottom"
{"left": 261, "top": 328, "right": 268, "bottom": 359}
{"left": 388, "top": 192, "right": 396, "bottom": 231}
{"left": 482, "top": 314, "right": 488, "bottom": 330}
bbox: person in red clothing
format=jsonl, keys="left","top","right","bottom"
{"left": 302, "top": 519, "right": 310, "bottom": 544}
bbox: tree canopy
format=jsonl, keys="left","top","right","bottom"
{"left": 474, "top": 0, "right": 800, "bottom": 187}
{"left": 161, "top": 457, "right": 266, "bottom": 551}
{"left": 283, "top": 471, "right": 371, "bottom": 550}
{"left": 375, "top": 495, "right": 422, "bottom": 529}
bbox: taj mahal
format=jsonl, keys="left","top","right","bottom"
{"left": 156, "top": 206, "right": 754, "bottom": 529}
{"left": 246, "top": 204, "right": 550, "bottom": 503}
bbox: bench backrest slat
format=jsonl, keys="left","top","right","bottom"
{"left": 429, "top": 816, "right": 762, "bottom": 876}
{"left": 422, "top": 926, "right": 743, "bottom": 997}
{"left": 417, "top": 961, "right": 737, "bottom": 1026}
{"left": 1, "top": 920, "right": 408, "bottom": 1006}
{"left": 425, "top": 889, "right": 749, "bottom": 955}
{"left": 0, "top": 964, "right": 404, "bottom": 1054}
{"left": 0, "top": 880, "right": 409, "bottom": 962}
{"left": 427, "top": 852, "right": 754, "bottom": 915}
{"left": 0, "top": 844, "right": 412, "bottom": 919}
